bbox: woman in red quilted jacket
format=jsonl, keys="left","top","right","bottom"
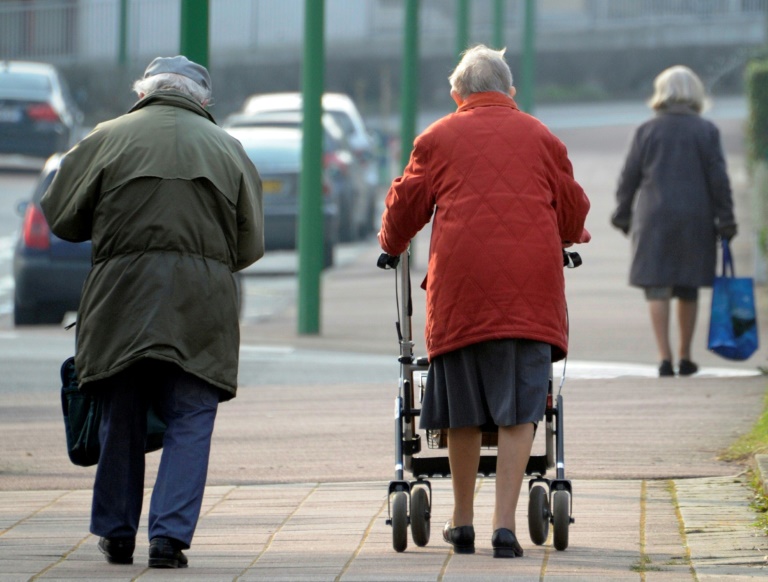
{"left": 379, "top": 45, "right": 590, "bottom": 558}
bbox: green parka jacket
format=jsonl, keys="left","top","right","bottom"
{"left": 41, "top": 91, "right": 264, "bottom": 399}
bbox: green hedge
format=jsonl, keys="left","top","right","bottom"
{"left": 746, "top": 59, "right": 768, "bottom": 164}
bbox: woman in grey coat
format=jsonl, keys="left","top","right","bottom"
{"left": 611, "top": 65, "right": 737, "bottom": 377}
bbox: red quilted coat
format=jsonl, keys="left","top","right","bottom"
{"left": 379, "top": 92, "right": 590, "bottom": 361}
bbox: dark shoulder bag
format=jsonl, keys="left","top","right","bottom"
{"left": 60, "top": 357, "right": 167, "bottom": 467}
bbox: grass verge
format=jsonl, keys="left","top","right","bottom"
{"left": 720, "top": 390, "right": 768, "bottom": 535}
{"left": 720, "top": 391, "right": 768, "bottom": 462}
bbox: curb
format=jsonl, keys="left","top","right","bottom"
{"left": 757, "top": 453, "right": 768, "bottom": 497}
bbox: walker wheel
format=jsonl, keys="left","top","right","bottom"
{"left": 391, "top": 491, "right": 408, "bottom": 552}
{"left": 528, "top": 484, "right": 550, "bottom": 545}
{"left": 410, "top": 486, "right": 430, "bottom": 547}
{"left": 552, "top": 489, "right": 570, "bottom": 551}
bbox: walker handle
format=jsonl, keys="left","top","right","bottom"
{"left": 377, "top": 253, "right": 400, "bottom": 270}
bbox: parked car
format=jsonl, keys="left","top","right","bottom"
{"left": 0, "top": 61, "right": 83, "bottom": 159}
{"left": 238, "top": 92, "right": 378, "bottom": 238}
{"left": 13, "top": 155, "right": 245, "bottom": 326}
{"left": 225, "top": 125, "right": 339, "bottom": 267}
{"left": 224, "top": 109, "right": 369, "bottom": 242}
{"left": 13, "top": 154, "right": 89, "bottom": 325}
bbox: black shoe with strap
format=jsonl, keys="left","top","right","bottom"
{"left": 442, "top": 521, "right": 475, "bottom": 554}
{"left": 97, "top": 537, "right": 135, "bottom": 565}
{"left": 148, "top": 536, "right": 189, "bottom": 568}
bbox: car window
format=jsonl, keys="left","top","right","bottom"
{"left": 0, "top": 73, "right": 51, "bottom": 93}
{"left": 241, "top": 140, "right": 301, "bottom": 170}
{"left": 32, "top": 168, "right": 57, "bottom": 204}
{"left": 326, "top": 111, "right": 355, "bottom": 137}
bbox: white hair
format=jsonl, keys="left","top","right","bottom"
{"left": 449, "top": 45, "right": 513, "bottom": 100}
{"left": 648, "top": 65, "right": 708, "bottom": 113}
{"left": 132, "top": 72, "right": 211, "bottom": 105}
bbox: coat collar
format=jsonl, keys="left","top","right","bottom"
{"left": 457, "top": 91, "right": 519, "bottom": 113}
{"left": 129, "top": 90, "right": 217, "bottom": 124}
{"left": 656, "top": 102, "right": 699, "bottom": 116}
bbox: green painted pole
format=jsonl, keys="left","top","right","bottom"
{"left": 519, "top": 0, "right": 535, "bottom": 113}
{"left": 118, "top": 0, "right": 128, "bottom": 66}
{"left": 492, "top": 0, "right": 504, "bottom": 49}
{"left": 456, "top": 0, "right": 469, "bottom": 63}
{"left": 400, "top": 0, "right": 419, "bottom": 174}
{"left": 180, "top": 0, "right": 209, "bottom": 67}
{"left": 298, "top": 0, "right": 325, "bottom": 335}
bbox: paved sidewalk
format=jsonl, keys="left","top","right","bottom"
{"left": 2, "top": 111, "right": 767, "bottom": 580}
{"left": 1, "top": 474, "right": 765, "bottom": 581}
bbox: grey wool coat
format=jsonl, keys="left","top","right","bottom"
{"left": 611, "top": 104, "right": 736, "bottom": 289}
{"left": 41, "top": 91, "right": 264, "bottom": 399}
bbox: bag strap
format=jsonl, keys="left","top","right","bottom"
{"left": 721, "top": 239, "right": 735, "bottom": 278}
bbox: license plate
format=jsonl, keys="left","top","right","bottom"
{"left": 0, "top": 107, "right": 22, "bottom": 123}
{"left": 262, "top": 179, "right": 282, "bottom": 194}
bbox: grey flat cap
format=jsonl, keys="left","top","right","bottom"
{"left": 143, "top": 56, "right": 211, "bottom": 92}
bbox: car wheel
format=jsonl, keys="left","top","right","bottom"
{"left": 337, "top": 187, "right": 357, "bottom": 242}
{"left": 13, "top": 300, "right": 37, "bottom": 326}
{"left": 359, "top": 191, "right": 377, "bottom": 238}
{"left": 14, "top": 299, "right": 63, "bottom": 326}
{"left": 324, "top": 238, "right": 335, "bottom": 269}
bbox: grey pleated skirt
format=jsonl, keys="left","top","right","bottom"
{"left": 419, "top": 338, "right": 551, "bottom": 430}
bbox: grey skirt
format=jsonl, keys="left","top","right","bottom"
{"left": 419, "top": 339, "right": 551, "bottom": 430}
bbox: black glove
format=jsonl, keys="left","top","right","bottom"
{"left": 610, "top": 216, "right": 630, "bottom": 236}
{"left": 718, "top": 223, "right": 738, "bottom": 241}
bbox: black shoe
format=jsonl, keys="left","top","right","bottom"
{"left": 442, "top": 521, "right": 475, "bottom": 554}
{"left": 148, "top": 536, "right": 188, "bottom": 569}
{"left": 658, "top": 360, "right": 674, "bottom": 377}
{"left": 97, "top": 537, "right": 135, "bottom": 565}
{"left": 492, "top": 528, "right": 524, "bottom": 558}
{"left": 678, "top": 359, "right": 699, "bottom": 376}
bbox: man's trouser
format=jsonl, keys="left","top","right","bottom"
{"left": 90, "top": 359, "right": 220, "bottom": 548}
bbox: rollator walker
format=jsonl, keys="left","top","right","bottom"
{"left": 377, "top": 247, "right": 582, "bottom": 553}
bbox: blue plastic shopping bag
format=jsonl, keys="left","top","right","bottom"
{"left": 707, "top": 241, "right": 759, "bottom": 361}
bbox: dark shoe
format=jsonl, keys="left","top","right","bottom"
{"left": 492, "top": 528, "right": 524, "bottom": 558}
{"left": 97, "top": 537, "right": 135, "bottom": 565}
{"left": 658, "top": 360, "right": 674, "bottom": 377}
{"left": 442, "top": 521, "right": 475, "bottom": 554}
{"left": 678, "top": 359, "right": 699, "bottom": 376}
{"left": 148, "top": 536, "right": 188, "bottom": 569}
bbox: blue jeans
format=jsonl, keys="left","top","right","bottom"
{"left": 90, "top": 360, "right": 220, "bottom": 548}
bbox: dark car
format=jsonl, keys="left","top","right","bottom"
{"left": 0, "top": 61, "right": 83, "bottom": 159}
{"left": 225, "top": 125, "right": 338, "bottom": 267}
{"left": 13, "top": 155, "right": 245, "bottom": 326}
{"left": 224, "top": 110, "right": 368, "bottom": 242}
{"left": 13, "top": 154, "right": 89, "bottom": 325}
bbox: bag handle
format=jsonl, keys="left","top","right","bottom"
{"left": 721, "top": 239, "right": 735, "bottom": 278}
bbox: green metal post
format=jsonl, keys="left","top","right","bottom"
{"left": 298, "top": 0, "right": 325, "bottom": 335}
{"left": 400, "top": 0, "right": 419, "bottom": 174}
{"left": 519, "top": 0, "right": 535, "bottom": 113}
{"left": 180, "top": 0, "right": 209, "bottom": 67}
{"left": 492, "top": 0, "right": 504, "bottom": 49}
{"left": 118, "top": 0, "right": 128, "bottom": 66}
{"left": 456, "top": 0, "right": 469, "bottom": 63}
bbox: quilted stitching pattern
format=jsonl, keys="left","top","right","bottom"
{"left": 380, "top": 93, "right": 589, "bottom": 360}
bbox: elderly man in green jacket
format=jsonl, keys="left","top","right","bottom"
{"left": 41, "top": 56, "right": 264, "bottom": 569}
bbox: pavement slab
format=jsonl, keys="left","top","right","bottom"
{"left": 1, "top": 475, "right": 765, "bottom": 581}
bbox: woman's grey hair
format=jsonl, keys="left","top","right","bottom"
{"left": 449, "top": 45, "right": 513, "bottom": 100}
{"left": 132, "top": 72, "right": 211, "bottom": 105}
{"left": 648, "top": 65, "right": 708, "bottom": 113}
